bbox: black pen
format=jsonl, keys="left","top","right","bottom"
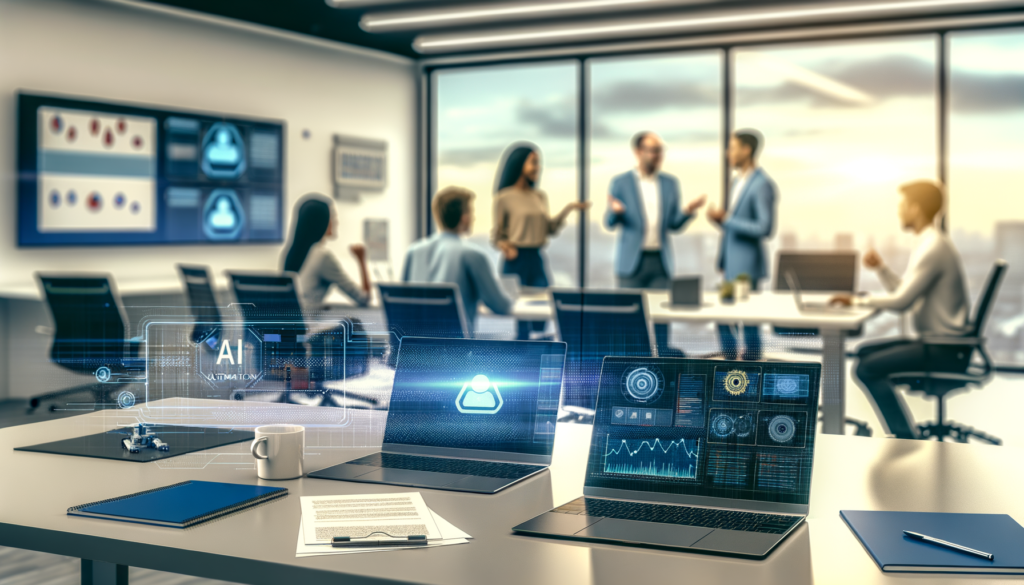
{"left": 904, "top": 530, "right": 994, "bottom": 561}
{"left": 332, "top": 535, "right": 429, "bottom": 548}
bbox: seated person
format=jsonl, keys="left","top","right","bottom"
{"left": 282, "top": 194, "right": 370, "bottom": 309}
{"left": 832, "top": 180, "right": 969, "bottom": 439}
{"left": 403, "top": 186, "right": 514, "bottom": 333}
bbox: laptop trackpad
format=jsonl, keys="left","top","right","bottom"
{"left": 444, "top": 476, "right": 514, "bottom": 493}
{"left": 308, "top": 464, "right": 380, "bottom": 480}
{"left": 355, "top": 468, "right": 467, "bottom": 488}
{"left": 514, "top": 512, "right": 603, "bottom": 536}
{"left": 690, "top": 528, "right": 786, "bottom": 557}
{"left": 576, "top": 518, "right": 713, "bottom": 548}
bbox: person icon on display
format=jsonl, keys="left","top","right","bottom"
{"left": 206, "top": 128, "right": 240, "bottom": 165}
{"left": 209, "top": 197, "right": 237, "bottom": 229}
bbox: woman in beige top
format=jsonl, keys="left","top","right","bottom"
{"left": 492, "top": 143, "right": 589, "bottom": 289}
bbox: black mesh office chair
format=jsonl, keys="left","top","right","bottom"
{"left": 177, "top": 264, "right": 222, "bottom": 345}
{"left": 227, "top": 271, "right": 371, "bottom": 405}
{"left": 378, "top": 283, "right": 469, "bottom": 340}
{"left": 888, "top": 260, "right": 1007, "bottom": 444}
{"left": 553, "top": 290, "right": 654, "bottom": 420}
{"left": 29, "top": 274, "right": 143, "bottom": 411}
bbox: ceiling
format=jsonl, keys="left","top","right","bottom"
{"left": 137, "top": 0, "right": 1024, "bottom": 60}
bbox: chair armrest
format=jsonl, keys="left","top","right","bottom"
{"left": 920, "top": 335, "right": 982, "bottom": 346}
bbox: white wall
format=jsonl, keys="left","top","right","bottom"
{"left": 0, "top": 0, "right": 418, "bottom": 399}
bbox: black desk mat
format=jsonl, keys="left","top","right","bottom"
{"left": 14, "top": 425, "right": 255, "bottom": 462}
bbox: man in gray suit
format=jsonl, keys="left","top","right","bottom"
{"left": 707, "top": 129, "right": 778, "bottom": 360}
{"left": 606, "top": 131, "right": 706, "bottom": 355}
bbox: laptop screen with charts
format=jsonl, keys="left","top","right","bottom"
{"left": 513, "top": 357, "right": 821, "bottom": 558}
{"left": 308, "top": 337, "right": 567, "bottom": 493}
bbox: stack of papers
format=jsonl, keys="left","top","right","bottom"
{"left": 296, "top": 492, "right": 471, "bottom": 557}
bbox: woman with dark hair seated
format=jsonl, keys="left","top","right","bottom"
{"left": 282, "top": 194, "right": 369, "bottom": 309}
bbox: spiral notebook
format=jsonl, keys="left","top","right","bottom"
{"left": 68, "top": 481, "right": 288, "bottom": 528}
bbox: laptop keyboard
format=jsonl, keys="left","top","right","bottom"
{"left": 552, "top": 497, "right": 801, "bottom": 534}
{"left": 348, "top": 452, "right": 545, "bottom": 480}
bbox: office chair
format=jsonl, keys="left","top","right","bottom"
{"left": 177, "top": 264, "right": 222, "bottom": 345}
{"left": 553, "top": 290, "right": 654, "bottom": 420}
{"left": 887, "top": 260, "right": 1007, "bottom": 444}
{"left": 378, "top": 283, "right": 469, "bottom": 340}
{"left": 29, "top": 273, "right": 143, "bottom": 411}
{"left": 227, "top": 271, "right": 372, "bottom": 405}
{"left": 773, "top": 250, "right": 859, "bottom": 337}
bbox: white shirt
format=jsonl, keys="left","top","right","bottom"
{"left": 726, "top": 167, "right": 754, "bottom": 220}
{"left": 635, "top": 170, "right": 661, "bottom": 251}
{"left": 857, "top": 225, "right": 970, "bottom": 336}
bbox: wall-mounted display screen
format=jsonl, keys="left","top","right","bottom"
{"left": 17, "top": 92, "right": 285, "bottom": 246}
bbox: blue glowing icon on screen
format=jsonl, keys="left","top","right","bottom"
{"left": 201, "top": 122, "right": 246, "bottom": 179}
{"left": 456, "top": 374, "right": 504, "bottom": 414}
{"left": 202, "top": 189, "right": 245, "bottom": 240}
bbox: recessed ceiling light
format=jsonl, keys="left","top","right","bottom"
{"left": 413, "top": 0, "right": 1014, "bottom": 53}
{"left": 362, "top": 0, "right": 706, "bottom": 32}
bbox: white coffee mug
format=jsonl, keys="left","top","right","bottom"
{"left": 251, "top": 425, "right": 304, "bottom": 480}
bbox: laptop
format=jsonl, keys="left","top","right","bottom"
{"left": 785, "top": 271, "right": 854, "bottom": 313}
{"left": 308, "top": 337, "right": 567, "bottom": 494}
{"left": 513, "top": 356, "right": 821, "bottom": 559}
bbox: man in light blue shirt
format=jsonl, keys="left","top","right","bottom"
{"left": 403, "top": 186, "right": 514, "bottom": 334}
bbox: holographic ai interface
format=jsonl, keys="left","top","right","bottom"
{"left": 383, "top": 337, "right": 566, "bottom": 457}
{"left": 17, "top": 92, "right": 283, "bottom": 246}
{"left": 587, "top": 358, "right": 821, "bottom": 505}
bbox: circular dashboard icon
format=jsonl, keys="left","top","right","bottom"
{"left": 768, "top": 414, "right": 797, "bottom": 443}
{"left": 723, "top": 369, "right": 750, "bottom": 396}
{"left": 621, "top": 366, "right": 664, "bottom": 403}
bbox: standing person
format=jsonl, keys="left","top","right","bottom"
{"left": 492, "top": 142, "right": 590, "bottom": 339}
{"left": 404, "top": 186, "right": 514, "bottom": 335}
{"left": 707, "top": 129, "right": 777, "bottom": 360}
{"left": 283, "top": 194, "right": 370, "bottom": 310}
{"left": 831, "top": 180, "right": 969, "bottom": 439}
{"left": 606, "top": 131, "right": 706, "bottom": 356}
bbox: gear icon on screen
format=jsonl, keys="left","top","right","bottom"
{"left": 711, "top": 413, "right": 735, "bottom": 438}
{"left": 724, "top": 370, "right": 750, "bottom": 396}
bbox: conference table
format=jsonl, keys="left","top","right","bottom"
{"left": 504, "top": 290, "right": 876, "bottom": 435}
{"left": 1, "top": 398, "right": 1020, "bottom": 585}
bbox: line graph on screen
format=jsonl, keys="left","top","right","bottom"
{"left": 602, "top": 436, "right": 701, "bottom": 479}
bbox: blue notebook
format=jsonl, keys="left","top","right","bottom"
{"left": 68, "top": 481, "right": 288, "bottom": 528}
{"left": 841, "top": 510, "right": 1024, "bottom": 574}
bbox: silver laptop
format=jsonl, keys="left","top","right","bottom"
{"left": 513, "top": 357, "right": 821, "bottom": 559}
{"left": 309, "top": 337, "right": 567, "bottom": 494}
{"left": 786, "top": 270, "right": 854, "bottom": 313}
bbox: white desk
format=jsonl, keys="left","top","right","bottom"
{"left": 1, "top": 398, "right": 1021, "bottom": 585}
{"left": 509, "top": 291, "right": 875, "bottom": 436}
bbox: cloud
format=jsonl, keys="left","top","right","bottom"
{"left": 438, "top": 147, "right": 503, "bottom": 168}
{"left": 515, "top": 99, "right": 578, "bottom": 138}
{"left": 950, "top": 71, "right": 1024, "bottom": 112}
{"left": 591, "top": 81, "right": 720, "bottom": 113}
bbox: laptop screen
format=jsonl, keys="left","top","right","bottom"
{"left": 584, "top": 357, "right": 821, "bottom": 506}
{"left": 384, "top": 337, "right": 567, "bottom": 456}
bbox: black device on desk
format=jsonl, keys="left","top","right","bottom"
{"left": 309, "top": 337, "right": 567, "bottom": 494}
{"left": 513, "top": 356, "right": 821, "bottom": 559}
{"left": 670, "top": 276, "right": 702, "bottom": 307}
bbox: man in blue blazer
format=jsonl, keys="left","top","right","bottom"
{"left": 606, "top": 131, "right": 706, "bottom": 355}
{"left": 708, "top": 129, "right": 778, "bottom": 360}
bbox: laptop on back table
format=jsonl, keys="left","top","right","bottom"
{"left": 513, "top": 357, "right": 821, "bottom": 559}
{"left": 309, "top": 337, "right": 567, "bottom": 494}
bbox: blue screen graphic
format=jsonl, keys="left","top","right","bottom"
{"left": 762, "top": 373, "right": 810, "bottom": 403}
{"left": 384, "top": 337, "right": 566, "bottom": 456}
{"left": 603, "top": 437, "right": 701, "bottom": 480}
{"left": 17, "top": 93, "right": 283, "bottom": 246}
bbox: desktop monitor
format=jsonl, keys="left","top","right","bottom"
{"left": 17, "top": 92, "right": 285, "bottom": 246}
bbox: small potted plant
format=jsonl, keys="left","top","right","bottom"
{"left": 734, "top": 273, "right": 751, "bottom": 301}
{"left": 719, "top": 281, "right": 735, "bottom": 304}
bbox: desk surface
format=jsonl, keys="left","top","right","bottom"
{"left": 510, "top": 290, "right": 875, "bottom": 329}
{"left": 1, "top": 398, "right": 1020, "bottom": 585}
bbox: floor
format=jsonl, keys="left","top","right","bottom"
{"left": 2, "top": 321, "right": 1021, "bottom": 584}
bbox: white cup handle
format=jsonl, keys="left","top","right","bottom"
{"left": 251, "top": 436, "right": 269, "bottom": 460}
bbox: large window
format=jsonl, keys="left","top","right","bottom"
{"left": 433, "top": 62, "right": 580, "bottom": 286}
{"left": 949, "top": 29, "right": 1024, "bottom": 364}
{"left": 587, "top": 52, "right": 723, "bottom": 288}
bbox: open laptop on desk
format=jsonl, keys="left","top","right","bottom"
{"left": 786, "top": 271, "right": 856, "bottom": 314}
{"left": 308, "top": 337, "right": 567, "bottom": 494}
{"left": 513, "top": 357, "right": 821, "bottom": 559}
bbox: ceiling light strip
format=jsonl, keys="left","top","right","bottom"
{"left": 363, "top": 0, "right": 663, "bottom": 31}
